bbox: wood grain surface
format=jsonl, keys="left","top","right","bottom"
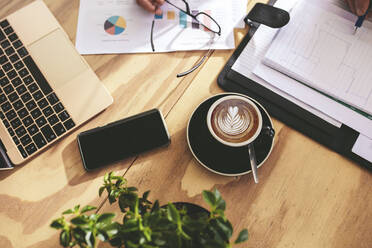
{"left": 0, "top": 0, "right": 371, "bottom": 248}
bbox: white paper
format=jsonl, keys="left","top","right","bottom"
{"left": 253, "top": 64, "right": 342, "bottom": 127}
{"left": 75, "top": 0, "right": 235, "bottom": 54}
{"left": 253, "top": 63, "right": 372, "bottom": 136}
{"left": 249, "top": 0, "right": 372, "bottom": 139}
{"left": 231, "top": 0, "right": 342, "bottom": 128}
{"left": 352, "top": 134, "right": 372, "bottom": 162}
{"left": 232, "top": 0, "right": 247, "bottom": 28}
{"left": 263, "top": 0, "right": 372, "bottom": 116}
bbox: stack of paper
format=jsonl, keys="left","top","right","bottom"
{"left": 263, "top": 0, "right": 372, "bottom": 117}
{"left": 231, "top": 0, "right": 372, "bottom": 162}
{"left": 75, "top": 0, "right": 247, "bottom": 54}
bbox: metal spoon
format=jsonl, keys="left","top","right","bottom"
{"left": 248, "top": 143, "right": 259, "bottom": 183}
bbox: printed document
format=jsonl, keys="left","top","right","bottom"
{"left": 231, "top": 0, "right": 372, "bottom": 162}
{"left": 263, "top": 0, "right": 372, "bottom": 116}
{"left": 249, "top": 0, "right": 372, "bottom": 138}
{"left": 231, "top": 0, "right": 342, "bottom": 127}
{"left": 75, "top": 0, "right": 243, "bottom": 54}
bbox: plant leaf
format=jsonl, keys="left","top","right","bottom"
{"left": 142, "top": 190, "right": 150, "bottom": 200}
{"left": 60, "top": 230, "right": 71, "bottom": 247}
{"left": 81, "top": 205, "right": 97, "bottom": 214}
{"left": 89, "top": 213, "right": 98, "bottom": 221}
{"left": 151, "top": 200, "right": 159, "bottom": 212}
{"left": 216, "top": 199, "right": 226, "bottom": 212}
{"left": 50, "top": 219, "right": 64, "bottom": 229}
{"left": 213, "top": 188, "right": 222, "bottom": 201}
{"left": 119, "top": 192, "right": 137, "bottom": 212}
{"left": 97, "top": 231, "right": 107, "bottom": 242}
{"left": 143, "top": 227, "right": 152, "bottom": 241}
{"left": 115, "top": 178, "right": 123, "bottom": 187}
{"left": 108, "top": 171, "right": 114, "bottom": 181}
{"left": 72, "top": 227, "right": 86, "bottom": 243}
{"left": 85, "top": 231, "right": 95, "bottom": 248}
{"left": 215, "top": 218, "right": 233, "bottom": 240}
{"left": 101, "top": 222, "right": 119, "bottom": 237}
{"left": 202, "top": 190, "right": 216, "bottom": 208}
{"left": 99, "top": 186, "right": 105, "bottom": 197}
{"left": 71, "top": 216, "right": 89, "bottom": 225}
{"left": 127, "top": 187, "right": 138, "bottom": 192}
{"left": 73, "top": 205, "right": 80, "bottom": 213}
{"left": 108, "top": 190, "right": 117, "bottom": 204}
{"left": 154, "top": 238, "right": 166, "bottom": 246}
{"left": 97, "top": 213, "right": 115, "bottom": 224}
{"left": 167, "top": 203, "right": 180, "bottom": 223}
{"left": 62, "top": 209, "right": 74, "bottom": 215}
{"left": 234, "top": 229, "right": 248, "bottom": 244}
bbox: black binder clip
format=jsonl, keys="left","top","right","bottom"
{"left": 244, "top": 3, "right": 290, "bottom": 28}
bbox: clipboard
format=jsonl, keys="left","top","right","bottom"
{"left": 217, "top": 3, "right": 372, "bottom": 171}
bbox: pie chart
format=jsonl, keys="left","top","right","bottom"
{"left": 104, "top": 16, "right": 126, "bottom": 35}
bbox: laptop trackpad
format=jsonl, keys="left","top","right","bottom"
{"left": 28, "top": 29, "right": 87, "bottom": 90}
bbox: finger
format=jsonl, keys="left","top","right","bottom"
{"left": 346, "top": 0, "right": 357, "bottom": 14}
{"left": 137, "top": 0, "right": 156, "bottom": 13}
{"left": 355, "top": 0, "right": 369, "bottom": 15}
{"left": 155, "top": 6, "right": 163, "bottom": 15}
{"left": 155, "top": 0, "right": 165, "bottom": 5}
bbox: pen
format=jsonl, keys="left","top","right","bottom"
{"left": 354, "top": 1, "right": 372, "bottom": 34}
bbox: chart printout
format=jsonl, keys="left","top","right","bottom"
{"left": 76, "top": 0, "right": 237, "bottom": 54}
{"left": 263, "top": 0, "right": 372, "bottom": 115}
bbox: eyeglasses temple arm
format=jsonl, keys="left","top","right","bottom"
{"left": 164, "top": 0, "right": 189, "bottom": 14}
{"left": 177, "top": 55, "right": 206, "bottom": 77}
{"left": 177, "top": 46, "right": 214, "bottom": 77}
{"left": 151, "top": 19, "right": 155, "bottom": 52}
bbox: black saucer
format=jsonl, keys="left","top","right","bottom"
{"left": 187, "top": 93, "right": 275, "bottom": 176}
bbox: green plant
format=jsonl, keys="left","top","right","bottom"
{"left": 51, "top": 172, "right": 248, "bottom": 248}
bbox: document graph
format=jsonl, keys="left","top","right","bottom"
{"left": 264, "top": 1, "right": 372, "bottom": 115}
{"left": 155, "top": 9, "right": 213, "bottom": 30}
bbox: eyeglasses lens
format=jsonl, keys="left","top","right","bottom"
{"left": 195, "top": 13, "right": 220, "bottom": 34}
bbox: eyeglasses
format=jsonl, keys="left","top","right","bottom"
{"left": 150, "top": 0, "right": 222, "bottom": 77}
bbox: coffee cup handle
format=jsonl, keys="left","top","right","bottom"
{"left": 261, "top": 125, "right": 275, "bottom": 138}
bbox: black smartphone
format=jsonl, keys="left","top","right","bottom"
{"left": 77, "top": 109, "right": 170, "bottom": 171}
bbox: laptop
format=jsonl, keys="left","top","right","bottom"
{"left": 0, "top": 0, "right": 113, "bottom": 169}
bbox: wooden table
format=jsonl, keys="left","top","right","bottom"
{"left": 0, "top": 1, "right": 371, "bottom": 247}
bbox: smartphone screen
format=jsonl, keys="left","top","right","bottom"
{"left": 78, "top": 109, "right": 170, "bottom": 170}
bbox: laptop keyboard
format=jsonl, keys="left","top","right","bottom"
{"left": 0, "top": 19, "right": 75, "bottom": 159}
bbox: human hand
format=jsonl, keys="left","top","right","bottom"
{"left": 346, "top": 0, "right": 369, "bottom": 16}
{"left": 137, "top": 0, "right": 165, "bottom": 15}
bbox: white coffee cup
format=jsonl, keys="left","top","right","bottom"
{"left": 206, "top": 95, "right": 263, "bottom": 147}
{"left": 206, "top": 95, "right": 263, "bottom": 183}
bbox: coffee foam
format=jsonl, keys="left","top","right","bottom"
{"left": 210, "top": 99, "right": 260, "bottom": 144}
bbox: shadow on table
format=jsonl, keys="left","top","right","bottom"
{"left": 0, "top": 165, "right": 20, "bottom": 180}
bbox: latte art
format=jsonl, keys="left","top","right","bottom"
{"left": 217, "top": 106, "right": 250, "bottom": 136}
{"left": 208, "top": 97, "right": 262, "bottom": 145}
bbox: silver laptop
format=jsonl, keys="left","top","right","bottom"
{"left": 0, "top": 0, "right": 113, "bottom": 169}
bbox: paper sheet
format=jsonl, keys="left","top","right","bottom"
{"left": 352, "top": 134, "right": 372, "bottom": 162}
{"left": 263, "top": 0, "right": 372, "bottom": 116}
{"left": 75, "top": 0, "right": 236, "bottom": 54}
{"left": 232, "top": 0, "right": 247, "bottom": 28}
{"left": 253, "top": 63, "right": 372, "bottom": 138}
{"left": 231, "top": 0, "right": 342, "bottom": 128}
{"left": 235, "top": 0, "right": 372, "bottom": 162}
{"left": 249, "top": 0, "right": 372, "bottom": 139}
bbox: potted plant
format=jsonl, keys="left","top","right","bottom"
{"left": 51, "top": 172, "right": 248, "bottom": 248}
